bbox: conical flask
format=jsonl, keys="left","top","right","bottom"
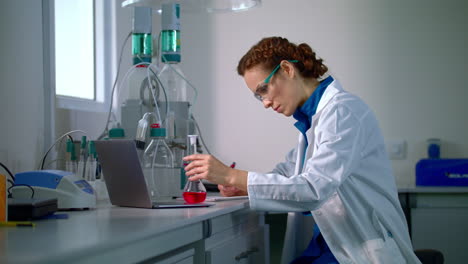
{"left": 183, "top": 135, "right": 206, "bottom": 204}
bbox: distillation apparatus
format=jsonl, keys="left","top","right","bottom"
{"left": 105, "top": 1, "right": 261, "bottom": 199}
{"left": 114, "top": 4, "right": 198, "bottom": 199}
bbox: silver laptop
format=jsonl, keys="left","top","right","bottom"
{"left": 94, "top": 140, "right": 213, "bottom": 209}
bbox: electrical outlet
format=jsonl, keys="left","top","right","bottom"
{"left": 386, "top": 140, "right": 407, "bottom": 160}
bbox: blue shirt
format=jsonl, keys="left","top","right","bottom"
{"left": 290, "top": 76, "right": 338, "bottom": 264}
{"left": 293, "top": 76, "right": 334, "bottom": 145}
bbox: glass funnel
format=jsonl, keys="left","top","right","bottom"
{"left": 183, "top": 135, "right": 207, "bottom": 204}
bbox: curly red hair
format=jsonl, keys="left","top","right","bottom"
{"left": 237, "top": 37, "right": 328, "bottom": 79}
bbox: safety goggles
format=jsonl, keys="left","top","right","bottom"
{"left": 254, "top": 60, "right": 298, "bottom": 102}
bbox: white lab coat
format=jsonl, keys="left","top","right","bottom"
{"left": 247, "top": 79, "right": 421, "bottom": 264}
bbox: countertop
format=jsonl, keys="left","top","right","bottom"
{"left": 1, "top": 198, "right": 250, "bottom": 264}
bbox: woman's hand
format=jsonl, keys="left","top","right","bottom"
{"left": 183, "top": 154, "right": 248, "bottom": 191}
{"left": 218, "top": 184, "right": 248, "bottom": 197}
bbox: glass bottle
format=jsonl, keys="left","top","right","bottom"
{"left": 161, "top": 3, "right": 181, "bottom": 65}
{"left": 143, "top": 124, "right": 175, "bottom": 200}
{"left": 158, "top": 3, "right": 188, "bottom": 151}
{"left": 65, "top": 139, "right": 77, "bottom": 173}
{"left": 77, "top": 136, "right": 87, "bottom": 178}
{"left": 183, "top": 135, "right": 207, "bottom": 204}
{"left": 158, "top": 63, "right": 187, "bottom": 102}
{"left": 85, "top": 141, "right": 97, "bottom": 182}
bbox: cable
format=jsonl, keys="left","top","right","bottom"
{"left": 148, "top": 66, "right": 169, "bottom": 123}
{"left": 143, "top": 62, "right": 162, "bottom": 123}
{"left": 98, "top": 31, "right": 132, "bottom": 140}
{"left": 44, "top": 159, "right": 66, "bottom": 169}
{"left": 191, "top": 115, "right": 211, "bottom": 155}
{"left": 0, "top": 161, "right": 15, "bottom": 182}
{"left": 39, "top": 130, "right": 87, "bottom": 170}
{"left": 149, "top": 67, "right": 169, "bottom": 120}
{"left": 8, "top": 184, "right": 35, "bottom": 199}
{"left": 134, "top": 55, "right": 168, "bottom": 125}
{"left": 41, "top": 134, "right": 72, "bottom": 170}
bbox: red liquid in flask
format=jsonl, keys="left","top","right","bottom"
{"left": 183, "top": 192, "right": 207, "bottom": 204}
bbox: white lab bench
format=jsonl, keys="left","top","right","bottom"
{"left": 398, "top": 187, "right": 468, "bottom": 264}
{"left": 1, "top": 199, "right": 269, "bottom": 264}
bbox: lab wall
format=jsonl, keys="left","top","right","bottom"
{"left": 0, "top": 1, "right": 46, "bottom": 173}
{"left": 178, "top": 0, "right": 468, "bottom": 187}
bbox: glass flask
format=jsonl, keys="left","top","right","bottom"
{"left": 143, "top": 124, "right": 175, "bottom": 200}
{"left": 183, "top": 135, "right": 207, "bottom": 204}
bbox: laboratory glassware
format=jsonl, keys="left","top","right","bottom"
{"left": 161, "top": 3, "right": 180, "bottom": 63}
{"left": 183, "top": 135, "right": 207, "bottom": 204}
{"left": 158, "top": 63, "right": 187, "bottom": 102}
{"left": 132, "top": 7, "right": 152, "bottom": 65}
{"left": 85, "top": 141, "right": 97, "bottom": 182}
{"left": 157, "top": 62, "right": 190, "bottom": 167}
{"left": 77, "top": 136, "right": 87, "bottom": 178}
{"left": 127, "top": 7, "right": 152, "bottom": 101}
{"left": 143, "top": 124, "right": 175, "bottom": 200}
{"left": 65, "top": 139, "right": 77, "bottom": 173}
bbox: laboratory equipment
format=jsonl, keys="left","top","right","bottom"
{"left": 121, "top": 0, "right": 262, "bottom": 13}
{"left": 11, "top": 170, "right": 96, "bottom": 210}
{"left": 108, "top": 127, "right": 126, "bottom": 139}
{"left": 427, "top": 138, "right": 441, "bottom": 159}
{"left": 8, "top": 198, "right": 58, "bottom": 221}
{"left": 143, "top": 124, "right": 176, "bottom": 200}
{"left": 416, "top": 159, "right": 468, "bottom": 186}
{"left": 77, "top": 136, "right": 87, "bottom": 178}
{"left": 95, "top": 140, "right": 212, "bottom": 208}
{"left": 65, "top": 139, "right": 77, "bottom": 173}
{"left": 161, "top": 3, "right": 180, "bottom": 63}
{"left": 121, "top": 3, "right": 194, "bottom": 165}
{"left": 85, "top": 141, "right": 97, "bottom": 183}
{"left": 183, "top": 135, "right": 206, "bottom": 204}
{"left": 94, "top": 177, "right": 109, "bottom": 202}
{"left": 122, "top": 7, "right": 155, "bottom": 136}
{"left": 93, "top": 152, "right": 109, "bottom": 202}
{"left": 117, "top": 0, "right": 263, "bottom": 170}
{"left": 204, "top": 0, "right": 261, "bottom": 12}
{"left": 158, "top": 3, "right": 194, "bottom": 167}
{"left": 132, "top": 7, "right": 152, "bottom": 65}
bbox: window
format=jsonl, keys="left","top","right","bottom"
{"left": 55, "top": 0, "right": 94, "bottom": 99}
{"left": 53, "top": 0, "right": 113, "bottom": 112}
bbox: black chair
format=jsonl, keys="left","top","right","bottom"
{"left": 414, "top": 249, "right": 444, "bottom": 264}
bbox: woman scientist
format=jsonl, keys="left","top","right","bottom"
{"left": 184, "top": 37, "right": 420, "bottom": 264}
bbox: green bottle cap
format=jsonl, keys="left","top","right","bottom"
{"left": 70, "top": 144, "right": 77, "bottom": 161}
{"left": 66, "top": 139, "right": 73, "bottom": 153}
{"left": 109, "top": 128, "right": 125, "bottom": 138}
{"left": 81, "top": 136, "right": 87, "bottom": 149}
{"left": 150, "top": 127, "right": 166, "bottom": 138}
{"left": 88, "top": 141, "right": 96, "bottom": 155}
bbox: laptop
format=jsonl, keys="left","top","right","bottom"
{"left": 94, "top": 140, "right": 214, "bottom": 209}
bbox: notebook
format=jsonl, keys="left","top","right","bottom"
{"left": 94, "top": 140, "right": 214, "bottom": 209}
